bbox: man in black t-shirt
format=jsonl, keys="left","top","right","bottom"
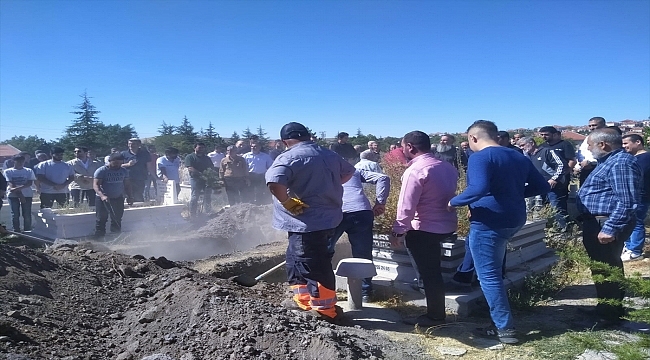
{"left": 121, "top": 138, "right": 151, "bottom": 202}
{"left": 185, "top": 142, "right": 215, "bottom": 216}
{"left": 330, "top": 132, "right": 358, "bottom": 161}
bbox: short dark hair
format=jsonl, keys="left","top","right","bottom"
{"left": 18, "top": 151, "right": 30, "bottom": 157}
{"left": 538, "top": 126, "right": 559, "bottom": 134}
{"left": 497, "top": 131, "right": 510, "bottom": 139}
{"left": 51, "top": 146, "right": 65, "bottom": 154}
{"left": 589, "top": 117, "right": 606, "bottom": 125}
{"left": 12, "top": 155, "right": 25, "bottom": 162}
{"left": 622, "top": 134, "right": 644, "bottom": 146}
{"left": 165, "top": 147, "right": 179, "bottom": 155}
{"left": 402, "top": 131, "right": 431, "bottom": 153}
{"left": 337, "top": 132, "right": 349, "bottom": 139}
{"left": 607, "top": 125, "right": 622, "bottom": 135}
{"left": 74, "top": 146, "right": 89, "bottom": 152}
{"left": 467, "top": 120, "right": 498, "bottom": 140}
{"left": 194, "top": 142, "right": 206, "bottom": 148}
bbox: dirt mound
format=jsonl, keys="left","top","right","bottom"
{"left": 0, "top": 243, "right": 422, "bottom": 360}
{"left": 109, "top": 204, "right": 286, "bottom": 262}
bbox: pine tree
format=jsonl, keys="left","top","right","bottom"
{"left": 229, "top": 131, "right": 240, "bottom": 145}
{"left": 158, "top": 121, "right": 176, "bottom": 136}
{"left": 255, "top": 125, "right": 269, "bottom": 150}
{"left": 203, "top": 122, "right": 218, "bottom": 148}
{"left": 177, "top": 116, "right": 197, "bottom": 145}
{"left": 65, "top": 91, "right": 102, "bottom": 151}
{"left": 242, "top": 126, "right": 255, "bottom": 140}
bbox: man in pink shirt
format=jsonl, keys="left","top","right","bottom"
{"left": 392, "top": 130, "right": 459, "bottom": 327}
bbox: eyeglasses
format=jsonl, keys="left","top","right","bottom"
{"left": 74, "top": 150, "right": 84, "bottom": 153}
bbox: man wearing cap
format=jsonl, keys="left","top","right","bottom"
{"left": 219, "top": 145, "right": 249, "bottom": 206}
{"left": 94, "top": 153, "right": 133, "bottom": 238}
{"left": 121, "top": 138, "right": 151, "bottom": 202}
{"left": 68, "top": 146, "right": 103, "bottom": 207}
{"left": 35, "top": 147, "right": 75, "bottom": 209}
{"left": 266, "top": 122, "right": 356, "bottom": 321}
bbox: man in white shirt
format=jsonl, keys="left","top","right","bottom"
{"left": 156, "top": 147, "right": 182, "bottom": 198}
{"left": 575, "top": 117, "right": 606, "bottom": 185}
{"left": 207, "top": 145, "right": 226, "bottom": 167}
{"left": 243, "top": 141, "right": 273, "bottom": 204}
{"left": 355, "top": 150, "right": 383, "bottom": 173}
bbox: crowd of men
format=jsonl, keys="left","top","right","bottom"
{"left": 1, "top": 116, "right": 647, "bottom": 342}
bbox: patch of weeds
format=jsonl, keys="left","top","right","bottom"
{"left": 530, "top": 331, "right": 648, "bottom": 360}
{"left": 375, "top": 293, "right": 422, "bottom": 317}
{"left": 508, "top": 270, "right": 562, "bottom": 310}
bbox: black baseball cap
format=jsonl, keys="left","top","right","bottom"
{"left": 280, "top": 122, "right": 309, "bottom": 140}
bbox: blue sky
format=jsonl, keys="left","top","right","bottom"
{"left": 1, "top": 0, "right": 648, "bottom": 142}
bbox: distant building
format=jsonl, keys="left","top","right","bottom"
{"left": 0, "top": 144, "right": 21, "bottom": 164}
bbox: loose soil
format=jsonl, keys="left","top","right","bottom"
{"left": 1, "top": 204, "right": 648, "bottom": 359}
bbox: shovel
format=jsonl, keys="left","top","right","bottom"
{"left": 1, "top": 228, "right": 55, "bottom": 244}
{"left": 232, "top": 261, "right": 286, "bottom": 287}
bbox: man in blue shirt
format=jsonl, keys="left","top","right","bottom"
{"left": 94, "top": 153, "right": 133, "bottom": 238}
{"left": 266, "top": 122, "right": 355, "bottom": 321}
{"left": 327, "top": 168, "right": 390, "bottom": 302}
{"left": 243, "top": 141, "right": 274, "bottom": 205}
{"left": 577, "top": 129, "right": 641, "bottom": 326}
{"left": 449, "top": 120, "right": 549, "bottom": 344}
{"left": 621, "top": 134, "right": 650, "bottom": 262}
{"left": 35, "top": 147, "right": 75, "bottom": 209}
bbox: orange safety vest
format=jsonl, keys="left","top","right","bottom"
{"left": 290, "top": 283, "right": 338, "bottom": 318}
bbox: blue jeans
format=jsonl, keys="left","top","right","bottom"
{"left": 624, "top": 202, "right": 648, "bottom": 256}
{"left": 8, "top": 197, "right": 33, "bottom": 231}
{"left": 454, "top": 229, "right": 507, "bottom": 283}
{"left": 546, "top": 184, "right": 569, "bottom": 229}
{"left": 469, "top": 225, "right": 522, "bottom": 330}
{"left": 327, "top": 210, "right": 374, "bottom": 295}
{"left": 189, "top": 178, "right": 211, "bottom": 216}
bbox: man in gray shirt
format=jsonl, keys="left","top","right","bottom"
{"left": 266, "top": 122, "right": 355, "bottom": 321}
{"left": 94, "top": 153, "right": 133, "bottom": 238}
{"left": 35, "top": 147, "right": 75, "bottom": 209}
{"left": 327, "top": 168, "right": 390, "bottom": 302}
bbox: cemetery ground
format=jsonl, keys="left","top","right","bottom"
{"left": 0, "top": 199, "right": 648, "bottom": 359}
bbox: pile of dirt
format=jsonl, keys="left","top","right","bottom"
{"left": 109, "top": 204, "right": 286, "bottom": 261}
{"left": 0, "top": 242, "right": 424, "bottom": 360}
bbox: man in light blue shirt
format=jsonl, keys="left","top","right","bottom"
{"left": 156, "top": 147, "right": 181, "bottom": 196}
{"left": 35, "top": 147, "right": 75, "bottom": 209}
{"left": 4, "top": 155, "right": 36, "bottom": 232}
{"left": 266, "top": 122, "right": 355, "bottom": 321}
{"left": 328, "top": 168, "right": 390, "bottom": 301}
{"left": 243, "top": 141, "right": 273, "bottom": 204}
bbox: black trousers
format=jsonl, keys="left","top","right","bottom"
{"left": 581, "top": 215, "right": 634, "bottom": 319}
{"left": 405, "top": 230, "right": 454, "bottom": 320}
{"left": 224, "top": 177, "right": 247, "bottom": 206}
{"left": 131, "top": 179, "right": 146, "bottom": 202}
{"left": 95, "top": 196, "right": 125, "bottom": 235}
{"left": 40, "top": 193, "right": 68, "bottom": 209}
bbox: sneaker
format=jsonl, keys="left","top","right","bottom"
{"left": 362, "top": 294, "right": 372, "bottom": 303}
{"left": 473, "top": 325, "right": 519, "bottom": 344}
{"left": 621, "top": 250, "right": 642, "bottom": 262}
{"left": 403, "top": 314, "right": 446, "bottom": 327}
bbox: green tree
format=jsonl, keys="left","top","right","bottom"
{"left": 242, "top": 126, "right": 255, "bottom": 140}
{"left": 97, "top": 124, "right": 137, "bottom": 155}
{"left": 158, "top": 121, "right": 175, "bottom": 136}
{"left": 229, "top": 131, "right": 240, "bottom": 145}
{"left": 174, "top": 116, "right": 198, "bottom": 154}
{"left": 0, "top": 135, "right": 48, "bottom": 156}
{"left": 255, "top": 125, "right": 269, "bottom": 150}
{"left": 64, "top": 91, "right": 103, "bottom": 151}
{"left": 202, "top": 121, "right": 218, "bottom": 147}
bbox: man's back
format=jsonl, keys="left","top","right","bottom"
{"left": 266, "top": 142, "right": 355, "bottom": 232}
{"left": 452, "top": 146, "right": 548, "bottom": 230}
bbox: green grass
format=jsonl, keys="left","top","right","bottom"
{"left": 528, "top": 331, "right": 649, "bottom": 360}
